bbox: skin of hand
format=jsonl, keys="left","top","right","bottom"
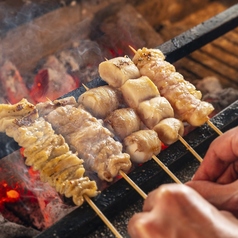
{"left": 128, "top": 126, "right": 238, "bottom": 237}
{"left": 127, "top": 184, "right": 238, "bottom": 238}
{"left": 186, "top": 126, "right": 238, "bottom": 217}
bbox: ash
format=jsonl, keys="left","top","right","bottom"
{"left": 0, "top": 214, "right": 39, "bottom": 238}
{"left": 0, "top": 151, "right": 77, "bottom": 236}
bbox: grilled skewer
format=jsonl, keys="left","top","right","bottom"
{"left": 130, "top": 46, "right": 214, "bottom": 127}
{"left": 0, "top": 100, "right": 98, "bottom": 206}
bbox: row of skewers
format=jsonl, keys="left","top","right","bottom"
{"left": 0, "top": 47, "right": 217, "bottom": 237}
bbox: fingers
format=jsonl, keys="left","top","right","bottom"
{"left": 128, "top": 212, "right": 161, "bottom": 238}
{"left": 193, "top": 126, "right": 238, "bottom": 182}
{"left": 128, "top": 184, "right": 224, "bottom": 238}
{"left": 186, "top": 180, "right": 238, "bottom": 217}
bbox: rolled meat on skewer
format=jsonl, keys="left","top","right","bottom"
{"left": 153, "top": 118, "right": 184, "bottom": 145}
{"left": 132, "top": 47, "right": 214, "bottom": 126}
{"left": 123, "top": 129, "right": 161, "bottom": 164}
{"left": 99, "top": 56, "right": 141, "bottom": 88}
{"left": 0, "top": 100, "right": 98, "bottom": 206}
{"left": 42, "top": 102, "right": 131, "bottom": 182}
{"left": 78, "top": 85, "right": 123, "bottom": 119}
{"left": 104, "top": 108, "right": 142, "bottom": 141}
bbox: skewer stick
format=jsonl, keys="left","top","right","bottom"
{"left": 84, "top": 195, "right": 123, "bottom": 238}
{"left": 128, "top": 45, "right": 137, "bottom": 54}
{"left": 152, "top": 155, "right": 182, "bottom": 184}
{"left": 206, "top": 118, "right": 223, "bottom": 135}
{"left": 82, "top": 83, "right": 89, "bottom": 91}
{"left": 81, "top": 83, "right": 148, "bottom": 199}
{"left": 119, "top": 170, "right": 147, "bottom": 199}
{"left": 178, "top": 135, "right": 203, "bottom": 163}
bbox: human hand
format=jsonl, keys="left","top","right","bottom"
{"left": 192, "top": 126, "right": 238, "bottom": 183}
{"left": 186, "top": 126, "right": 238, "bottom": 217}
{"left": 127, "top": 184, "right": 238, "bottom": 238}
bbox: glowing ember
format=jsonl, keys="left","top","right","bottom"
{"left": 0, "top": 181, "right": 21, "bottom": 209}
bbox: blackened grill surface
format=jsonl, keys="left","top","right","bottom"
{"left": 158, "top": 4, "right": 238, "bottom": 63}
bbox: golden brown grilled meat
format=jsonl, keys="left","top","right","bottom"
{"left": 78, "top": 85, "right": 123, "bottom": 119}
{"left": 123, "top": 129, "right": 161, "bottom": 163}
{"left": 0, "top": 100, "right": 98, "bottom": 206}
{"left": 153, "top": 118, "right": 184, "bottom": 145}
{"left": 44, "top": 103, "right": 132, "bottom": 182}
{"left": 99, "top": 56, "right": 141, "bottom": 88}
{"left": 132, "top": 47, "right": 214, "bottom": 126}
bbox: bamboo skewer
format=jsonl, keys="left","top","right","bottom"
{"left": 84, "top": 195, "right": 123, "bottom": 238}
{"left": 206, "top": 118, "right": 223, "bottom": 135}
{"left": 152, "top": 155, "right": 182, "bottom": 184}
{"left": 178, "top": 135, "right": 203, "bottom": 163}
{"left": 119, "top": 170, "right": 147, "bottom": 199}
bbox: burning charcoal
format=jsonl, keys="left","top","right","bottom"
{"left": 0, "top": 151, "right": 76, "bottom": 231}
{"left": 203, "top": 87, "right": 238, "bottom": 113}
{"left": 30, "top": 56, "right": 78, "bottom": 102}
{"left": 194, "top": 76, "right": 223, "bottom": 95}
{"left": 0, "top": 61, "right": 34, "bottom": 104}
{"left": 195, "top": 76, "right": 238, "bottom": 113}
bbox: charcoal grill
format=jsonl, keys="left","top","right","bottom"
{"left": 1, "top": 3, "right": 238, "bottom": 238}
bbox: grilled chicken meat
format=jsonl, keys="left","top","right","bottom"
{"left": 104, "top": 108, "right": 142, "bottom": 141}
{"left": 99, "top": 56, "right": 141, "bottom": 88}
{"left": 123, "top": 130, "right": 161, "bottom": 163}
{"left": 137, "top": 96, "right": 174, "bottom": 129}
{"left": 0, "top": 100, "right": 98, "bottom": 206}
{"left": 153, "top": 118, "right": 184, "bottom": 145}
{"left": 78, "top": 85, "right": 123, "bottom": 119}
{"left": 43, "top": 103, "right": 131, "bottom": 182}
{"left": 132, "top": 47, "right": 214, "bottom": 126}
{"left": 120, "top": 76, "right": 160, "bottom": 109}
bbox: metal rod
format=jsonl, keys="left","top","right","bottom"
{"left": 157, "top": 4, "right": 238, "bottom": 63}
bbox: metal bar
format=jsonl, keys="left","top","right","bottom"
{"left": 157, "top": 4, "right": 238, "bottom": 63}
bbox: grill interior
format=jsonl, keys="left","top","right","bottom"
{"left": 0, "top": 2, "right": 238, "bottom": 238}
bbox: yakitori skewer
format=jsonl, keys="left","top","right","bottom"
{"left": 81, "top": 84, "right": 182, "bottom": 186}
